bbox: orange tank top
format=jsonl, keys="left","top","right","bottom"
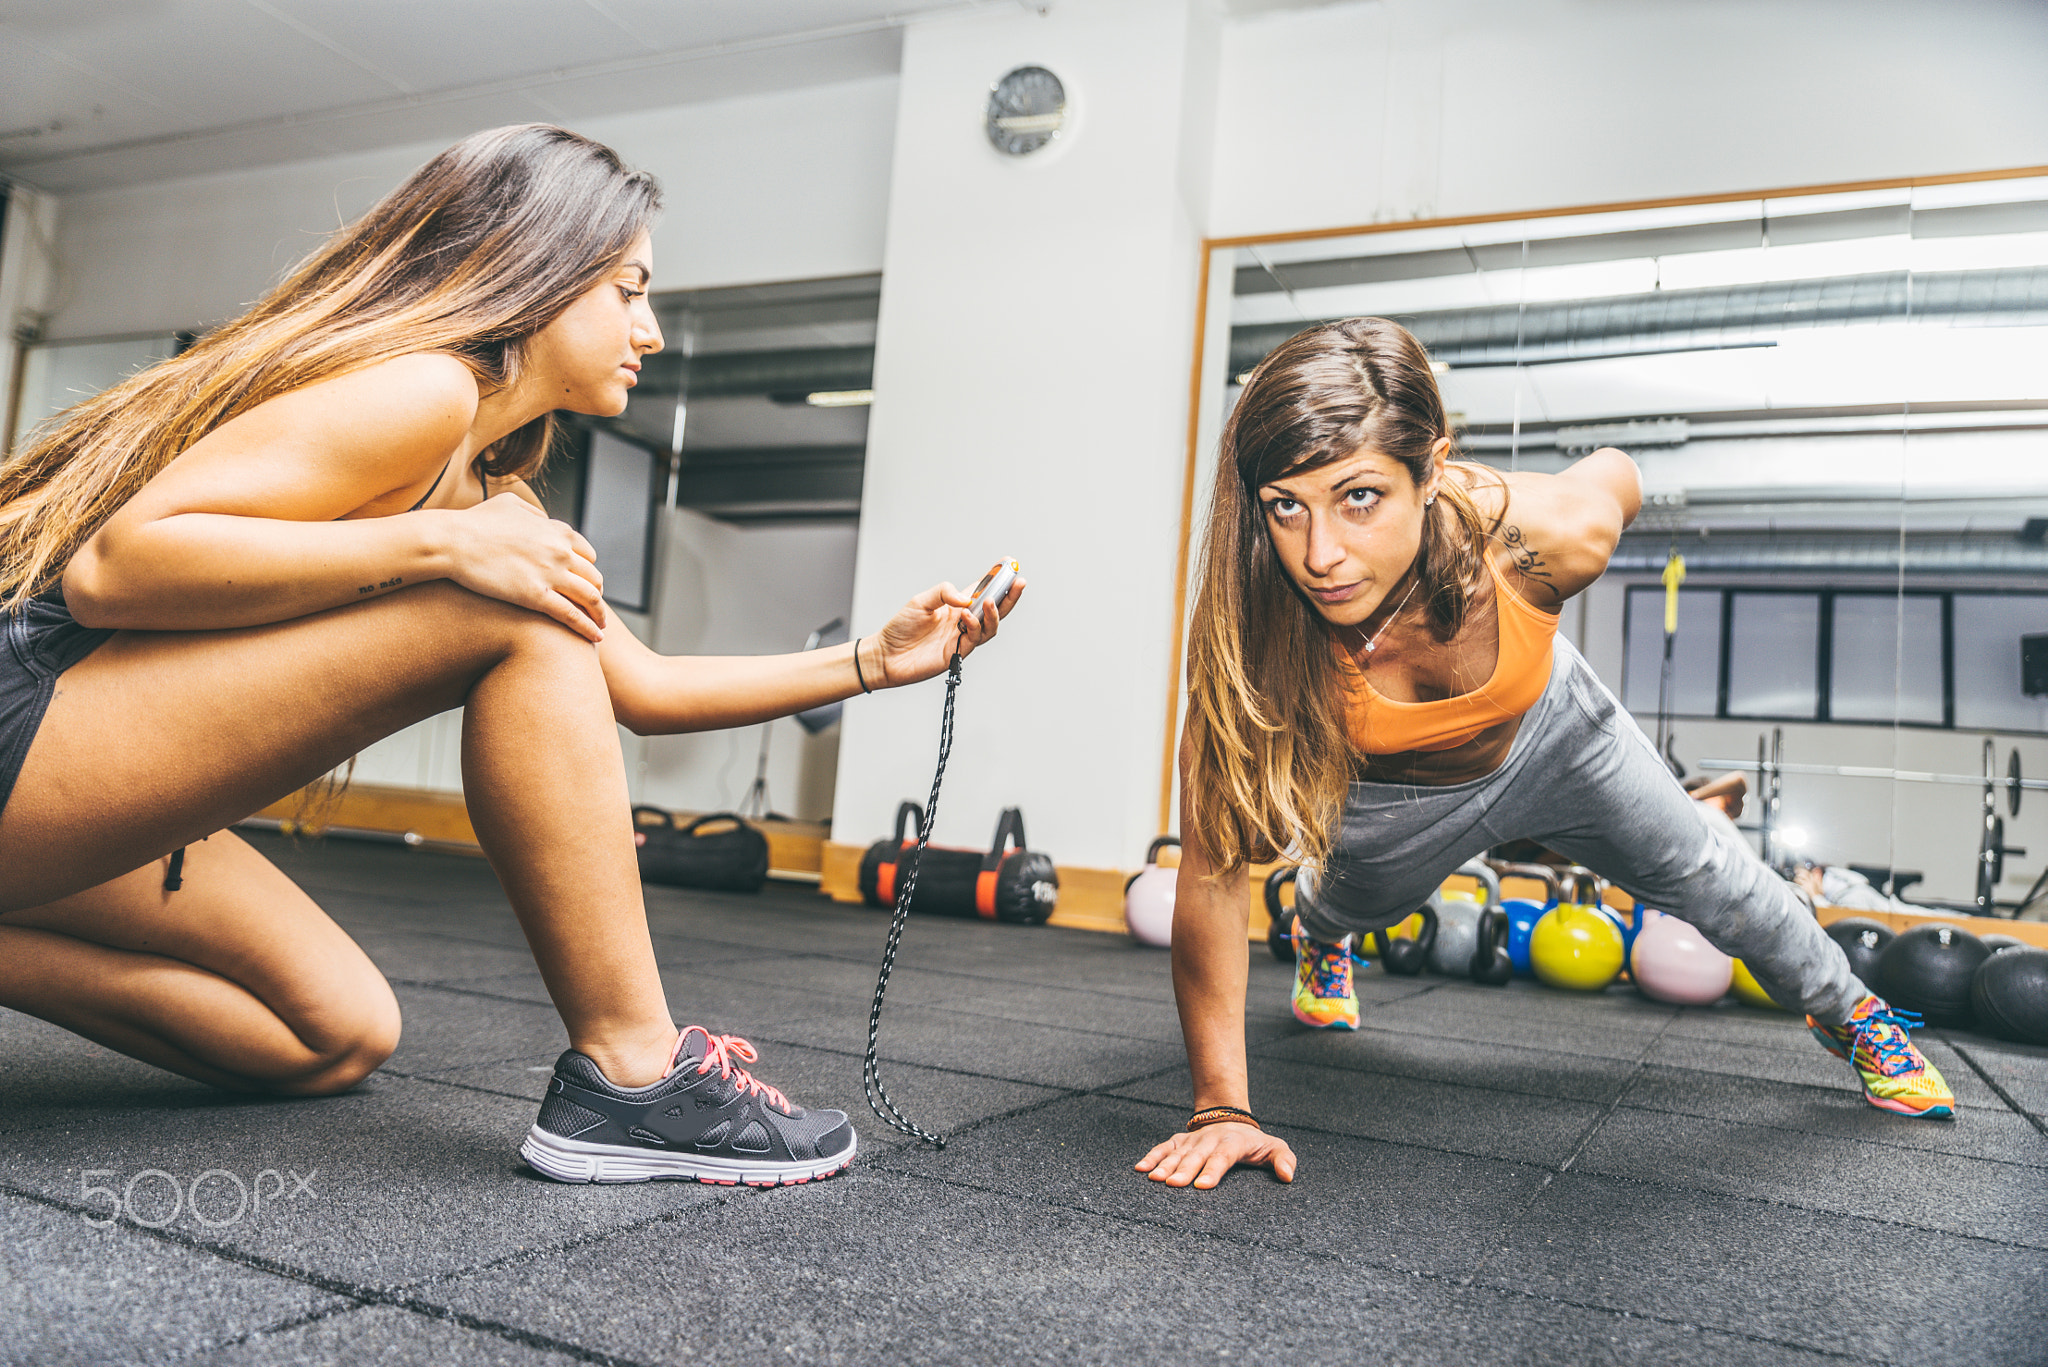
{"left": 1338, "top": 557, "right": 1559, "bottom": 755}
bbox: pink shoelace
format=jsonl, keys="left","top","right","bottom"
{"left": 672, "top": 1025, "right": 792, "bottom": 1113}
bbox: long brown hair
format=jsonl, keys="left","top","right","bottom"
{"left": 0, "top": 123, "right": 661, "bottom": 610}
{"left": 1183, "top": 317, "right": 1501, "bottom": 871}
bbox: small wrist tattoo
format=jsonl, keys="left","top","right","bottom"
{"left": 356, "top": 576, "right": 405, "bottom": 597}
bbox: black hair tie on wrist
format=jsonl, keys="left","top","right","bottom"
{"left": 853, "top": 637, "right": 873, "bottom": 694}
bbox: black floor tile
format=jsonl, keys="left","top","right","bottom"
{"left": 1620, "top": 1063, "right": 2048, "bottom": 1166}
{"left": 15, "top": 831, "right": 2043, "bottom": 1363}
{"left": 1945, "top": 1035, "right": 2048, "bottom": 1122}
{"left": 1641, "top": 1032, "right": 2006, "bottom": 1111}
{"left": 1476, "top": 1170, "right": 2048, "bottom": 1366}
{"left": 0, "top": 1195, "right": 348, "bottom": 1367}
{"left": 1568, "top": 1107, "right": 2048, "bottom": 1247}
{"left": 1110, "top": 1060, "right": 1605, "bottom": 1167}
{"left": 185, "top": 1304, "right": 583, "bottom": 1365}
{"left": 1354, "top": 998, "right": 1670, "bottom": 1063}
{"left": 0, "top": 1010, "right": 236, "bottom": 1138}
{"left": 0, "top": 1074, "right": 717, "bottom": 1291}
{"left": 874, "top": 1093, "right": 1553, "bottom": 1281}
{"left": 1252, "top": 1025, "right": 1642, "bottom": 1105}
{"left": 427, "top": 1168, "right": 1656, "bottom": 1367}
{"left": 825, "top": 1003, "right": 1181, "bottom": 1090}
{"left": 345, "top": 925, "right": 548, "bottom": 983}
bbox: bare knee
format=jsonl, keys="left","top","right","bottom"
{"left": 406, "top": 581, "right": 594, "bottom": 663}
{"left": 268, "top": 979, "right": 402, "bottom": 1097}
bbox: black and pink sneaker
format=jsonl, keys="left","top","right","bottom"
{"left": 520, "top": 1026, "right": 856, "bottom": 1186}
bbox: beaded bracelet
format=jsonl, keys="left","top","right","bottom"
{"left": 1187, "top": 1105, "right": 1260, "bottom": 1132}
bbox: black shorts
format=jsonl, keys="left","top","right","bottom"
{"left": 0, "top": 593, "right": 115, "bottom": 819}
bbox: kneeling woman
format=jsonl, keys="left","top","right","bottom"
{"left": 1139, "top": 318, "right": 1948, "bottom": 1189}
{"left": 0, "top": 125, "right": 1020, "bottom": 1189}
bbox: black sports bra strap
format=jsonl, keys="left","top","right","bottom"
{"left": 408, "top": 463, "right": 449, "bottom": 512}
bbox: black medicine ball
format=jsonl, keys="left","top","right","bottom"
{"left": 1825, "top": 917, "right": 1894, "bottom": 986}
{"left": 1970, "top": 947, "right": 2048, "bottom": 1046}
{"left": 1874, "top": 923, "right": 1990, "bottom": 1029}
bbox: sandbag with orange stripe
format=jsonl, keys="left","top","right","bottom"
{"left": 857, "top": 802, "right": 1058, "bottom": 924}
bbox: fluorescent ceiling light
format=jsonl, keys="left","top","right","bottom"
{"left": 805, "top": 389, "right": 872, "bottom": 407}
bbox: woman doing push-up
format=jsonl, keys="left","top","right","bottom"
{"left": 0, "top": 125, "right": 1021, "bottom": 1188}
{"left": 1138, "top": 318, "right": 1950, "bottom": 1190}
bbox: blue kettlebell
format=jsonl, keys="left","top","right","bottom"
{"left": 1497, "top": 862, "right": 1563, "bottom": 977}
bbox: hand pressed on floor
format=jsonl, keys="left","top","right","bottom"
{"left": 1136, "top": 1121, "right": 1296, "bottom": 1188}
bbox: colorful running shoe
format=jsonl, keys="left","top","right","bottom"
{"left": 1807, "top": 994, "right": 1956, "bottom": 1120}
{"left": 1292, "top": 925, "right": 1359, "bottom": 1030}
{"left": 521, "top": 1025, "right": 857, "bottom": 1185}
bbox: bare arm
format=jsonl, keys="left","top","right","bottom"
{"left": 1134, "top": 732, "right": 1298, "bottom": 1188}
{"left": 62, "top": 355, "right": 607, "bottom": 639}
{"left": 506, "top": 467, "right": 1025, "bottom": 733}
{"left": 1478, "top": 447, "right": 1640, "bottom": 606}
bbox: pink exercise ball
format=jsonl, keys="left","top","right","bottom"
{"left": 1630, "top": 910, "right": 1734, "bottom": 1005}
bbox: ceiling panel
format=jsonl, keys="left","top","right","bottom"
{"left": 592, "top": 0, "right": 966, "bottom": 51}
{"left": 262, "top": 0, "right": 646, "bottom": 93}
{"left": 4, "top": 1, "right": 399, "bottom": 149}
{"left": 1, "top": 0, "right": 949, "bottom": 192}
{"left": 531, "top": 26, "right": 900, "bottom": 121}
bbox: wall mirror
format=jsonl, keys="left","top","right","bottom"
{"left": 1181, "top": 171, "right": 2048, "bottom": 917}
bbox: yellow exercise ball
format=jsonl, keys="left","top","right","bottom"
{"left": 1728, "top": 959, "right": 1781, "bottom": 1009}
{"left": 1529, "top": 903, "right": 1627, "bottom": 991}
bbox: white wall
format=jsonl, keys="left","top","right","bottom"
{"left": 0, "top": 185, "right": 61, "bottom": 442}
{"left": 634, "top": 509, "right": 858, "bottom": 823}
{"left": 831, "top": 0, "right": 1222, "bottom": 869}
{"left": 1211, "top": 0, "right": 2048, "bottom": 239}
{"left": 40, "top": 75, "right": 900, "bottom": 340}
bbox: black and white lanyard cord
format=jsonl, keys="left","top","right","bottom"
{"left": 861, "top": 649, "right": 963, "bottom": 1149}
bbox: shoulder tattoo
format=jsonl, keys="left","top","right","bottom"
{"left": 1499, "top": 525, "right": 1561, "bottom": 602}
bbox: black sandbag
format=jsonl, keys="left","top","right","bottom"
{"left": 633, "top": 807, "right": 770, "bottom": 893}
{"left": 859, "top": 803, "right": 1056, "bottom": 923}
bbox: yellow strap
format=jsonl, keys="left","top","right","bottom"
{"left": 1661, "top": 553, "right": 1687, "bottom": 634}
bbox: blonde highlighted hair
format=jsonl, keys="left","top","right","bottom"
{"left": 0, "top": 123, "right": 661, "bottom": 611}
{"left": 1183, "top": 317, "right": 1500, "bottom": 871}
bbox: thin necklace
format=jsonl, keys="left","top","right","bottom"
{"left": 1350, "top": 570, "right": 1421, "bottom": 656}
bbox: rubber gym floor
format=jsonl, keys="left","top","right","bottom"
{"left": 4, "top": 832, "right": 2045, "bottom": 1366}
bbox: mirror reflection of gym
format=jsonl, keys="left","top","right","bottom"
{"left": 1216, "top": 177, "right": 2048, "bottom": 919}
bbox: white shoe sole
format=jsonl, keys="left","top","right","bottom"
{"left": 519, "top": 1124, "right": 858, "bottom": 1187}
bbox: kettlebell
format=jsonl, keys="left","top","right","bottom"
{"left": 1566, "top": 866, "right": 1632, "bottom": 942}
{"left": 1495, "top": 862, "right": 1562, "bottom": 978}
{"left": 1373, "top": 905, "right": 1438, "bottom": 975}
{"left": 1265, "top": 866, "right": 1301, "bottom": 962}
{"left": 1124, "top": 835, "right": 1179, "bottom": 948}
{"left": 1630, "top": 909, "right": 1734, "bottom": 1005}
{"left": 1429, "top": 860, "right": 1512, "bottom": 985}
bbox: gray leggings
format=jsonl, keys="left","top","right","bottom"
{"left": 1295, "top": 637, "right": 1863, "bottom": 1025}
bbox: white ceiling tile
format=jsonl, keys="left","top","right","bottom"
{"left": 0, "top": 0, "right": 936, "bottom": 190}
{"left": 7, "top": 0, "right": 401, "bottom": 127}
{"left": 591, "top": 0, "right": 965, "bottom": 51}
{"left": 530, "top": 27, "right": 900, "bottom": 121}
{"left": 261, "top": 0, "right": 646, "bottom": 95}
